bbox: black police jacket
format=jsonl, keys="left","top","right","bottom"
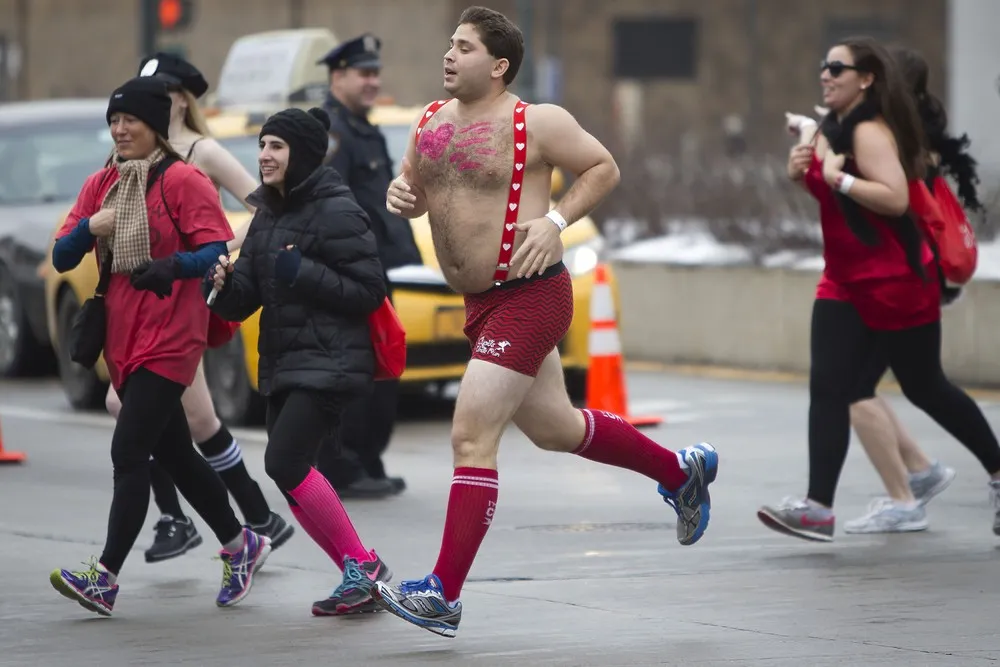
{"left": 323, "top": 96, "right": 422, "bottom": 273}
{"left": 208, "top": 166, "right": 387, "bottom": 397}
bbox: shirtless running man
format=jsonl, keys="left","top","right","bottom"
{"left": 371, "top": 6, "right": 719, "bottom": 637}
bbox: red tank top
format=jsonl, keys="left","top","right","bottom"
{"left": 804, "top": 154, "right": 940, "bottom": 329}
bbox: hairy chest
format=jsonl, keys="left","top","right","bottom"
{"left": 415, "top": 117, "right": 517, "bottom": 193}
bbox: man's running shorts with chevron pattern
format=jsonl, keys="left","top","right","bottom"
{"left": 462, "top": 261, "right": 573, "bottom": 378}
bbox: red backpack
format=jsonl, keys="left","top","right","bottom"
{"left": 909, "top": 176, "right": 978, "bottom": 285}
{"left": 369, "top": 297, "right": 406, "bottom": 381}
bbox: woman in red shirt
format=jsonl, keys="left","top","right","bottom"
{"left": 757, "top": 37, "right": 1000, "bottom": 543}
{"left": 47, "top": 77, "right": 270, "bottom": 617}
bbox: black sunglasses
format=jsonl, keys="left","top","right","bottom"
{"left": 820, "top": 60, "right": 862, "bottom": 78}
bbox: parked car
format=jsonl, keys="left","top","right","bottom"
{"left": 0, "top": 98, "right": 113, "bottom": 377}
{"left": 43, "top": 104, "right": 618, "bottom": 422}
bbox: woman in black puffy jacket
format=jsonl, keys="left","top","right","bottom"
{"left": 207, "top": 107, "right": 392, "bottom": 615}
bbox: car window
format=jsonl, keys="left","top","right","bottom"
{"left": 0, "top": 122, "right": 113, "bottom": 206}
{"left": 378, "top": 123, "right": 408, "bottom": 176}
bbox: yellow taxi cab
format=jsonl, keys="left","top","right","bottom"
{"left": 41, "top": 28, "right": 618, "bottom": 424}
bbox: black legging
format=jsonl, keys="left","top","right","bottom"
{"left": 808, "top": 298, "right": 1000, "bottom": 507}
{"left": 99, "top": 368, "right": 243, "bottom": 574}
{"left": 263, "top": 389, "right": 346, "bottom": 504}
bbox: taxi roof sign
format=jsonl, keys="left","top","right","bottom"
{"left": 214, "top": 28, "right": 339, "bottom": 111}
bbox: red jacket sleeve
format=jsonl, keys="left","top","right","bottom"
{"left": 56, "top": 169, "right": 112, "bottom": 240}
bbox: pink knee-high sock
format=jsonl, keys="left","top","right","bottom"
{"left": 290, "top": 504, "right": 345, "bottom": 571}
{"left": 432, "top": 467, "right": 499, "bottom": 603}
{"left": 288, "top": 468, "right": 369, "bottom": 565}
{"left": 574, "top": 409, "right": 689, "bottom": 492}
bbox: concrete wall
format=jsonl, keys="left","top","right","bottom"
{"left": 612, "top": 260, "right": 1000, "bottom": 387}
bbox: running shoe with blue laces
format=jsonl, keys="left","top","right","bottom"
{"left": 216, "top": 527, "right": 271, "bottom": 607}
{"left": 658, "top": 442, "right": 719, "bottom": 545}
{"left": 372, "top": 574, "right": 462, "bottom": 638}
{"left": 50, "top": 557, "right": 119, "bottom": 617}
{"left": 311, "top": 551, "right": 392, "bottom": 616}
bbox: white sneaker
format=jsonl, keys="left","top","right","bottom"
{"left": 843, "top": 498, "right": 929, "bottom": 534}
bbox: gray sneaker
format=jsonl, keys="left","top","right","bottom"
{"left": 757, "top": 497, "right": 835, "bottom": 542}
{"left": 989, "top": 481, "right": 1000, "bottom": 536}
{"left": 908, "top": 461, "right": 956, "bottom": 507}
{"left": 843, "top": 498, "right": 928, "bottom": 534}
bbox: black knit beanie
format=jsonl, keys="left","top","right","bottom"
{"left": 106, "top": 76, "right": 172, "bottom": 140}
{"left": 259, "top": 107, "right": 331, "bottom": 192}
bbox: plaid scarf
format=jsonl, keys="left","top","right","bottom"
{"left": 97, "top": 148, "right": 165, "bottom": 273}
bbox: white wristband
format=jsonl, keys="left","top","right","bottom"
{"left": 838, "top": 173, "right": 856, "bottom": 194}
{"left": 545, "top": 210, "right": 568, "bottom": 232}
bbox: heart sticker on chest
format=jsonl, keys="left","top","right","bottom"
{"left": 416, "top": 123, "right": 456, "bottom": 160}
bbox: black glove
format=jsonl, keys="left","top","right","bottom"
{"left": 274, "top": 246, "right": 302, "bottom": 285}
{"left": 130, "top": 256, "right": 178, "bottom": 299}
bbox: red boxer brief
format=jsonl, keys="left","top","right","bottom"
{"left": 463, "top": 262, "right": 574, "bottom": 377}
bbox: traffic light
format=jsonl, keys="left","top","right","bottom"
{"left": 156, "top": 0, "right": 194, "bottom": 32}
{"left": 140, "top": 0, "right": 194, "bottom": 55}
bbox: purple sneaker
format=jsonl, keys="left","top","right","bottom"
{"left": 216, "top": 528, "right": 271, "bottom": 607}
{"left": 50, "top": 558, "right": 119, "bottom": 617}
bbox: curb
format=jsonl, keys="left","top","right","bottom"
{"left": 625, "top": 360, "right": 1000, "bottom": 402}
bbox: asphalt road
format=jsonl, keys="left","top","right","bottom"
{"left": 1, "top": 371, "right": 999, "bottom": 666}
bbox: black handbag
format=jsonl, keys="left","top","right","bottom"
{"left": 68, "top": 249, "right": 112, "bottom": 369}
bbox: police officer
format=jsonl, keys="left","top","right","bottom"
{"left": 315, "top": 34, "right": 421, "bottom": 499}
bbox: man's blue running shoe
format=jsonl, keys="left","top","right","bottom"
{"left": 216, "top": 527, "right": 271, "bottom": 607}
{"left": 372, "top": 574, "right": 462, "bottom": 638}
{"left": 659, "top": 442, "right": 718, "bottom": 545}
{"left": 50, "top": 557, "right": 119, "bottom": 617}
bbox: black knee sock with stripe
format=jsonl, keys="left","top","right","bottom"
{"left": 197, "top": 425, "right": 271, "bottom": 526}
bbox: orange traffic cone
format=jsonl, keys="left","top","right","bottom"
{"left": 585, "top": 264, "right": 663, "bottom": 428}
{"left": 0, "top": 418, "right": 26, "bottom": 464}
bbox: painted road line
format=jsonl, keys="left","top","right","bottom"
{"left": 0, "top": 404, "right": 268, "bottom": 444}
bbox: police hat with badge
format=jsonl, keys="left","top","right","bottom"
{"left": 317, "top": 34, "right": 382, "bottom": 71}
{"left": 138, "top": 52, "right": 209, "bottom": 99}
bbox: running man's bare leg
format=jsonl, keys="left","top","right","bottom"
{"left": 371, "top": 359, "right": 534, "bottom": 637}
{"left": 433, "top": 359, "right": 534, "bottom": 594}
{"left": 513, "top": 349, "right": 718, "bottom": 546}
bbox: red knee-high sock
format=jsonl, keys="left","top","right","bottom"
{"left": 574, "top": 409, "right": 689, "bottom": 491}
{"left": 431, "top": 467, "right": 499, "bottom": 603}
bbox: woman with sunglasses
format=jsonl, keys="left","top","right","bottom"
{"left": 757, "top": 36, "right": 1000, "bottom": 542}
{"left": 102, "top": 53, "right": 294, "bottom": 563}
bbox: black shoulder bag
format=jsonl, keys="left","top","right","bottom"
{"left": 67, "top": 156, "right": 180, "bottom": 369}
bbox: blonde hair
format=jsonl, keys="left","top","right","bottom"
{"left": 180, "top": 89, "right": 212, "bottom": 137}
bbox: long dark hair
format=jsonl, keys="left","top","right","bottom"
{"left": 839, "top": 37, "right": 927, "bottom": 181}
{"left": 890, "top": 45, "right": 982, "bottom": 211}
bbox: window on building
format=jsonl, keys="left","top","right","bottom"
{"left": 612, "top": 18, "right": 698, "bottom": 80}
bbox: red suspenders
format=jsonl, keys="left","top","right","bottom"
{"left": 414, "top": 98, "right": 530, "bottom": 287}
